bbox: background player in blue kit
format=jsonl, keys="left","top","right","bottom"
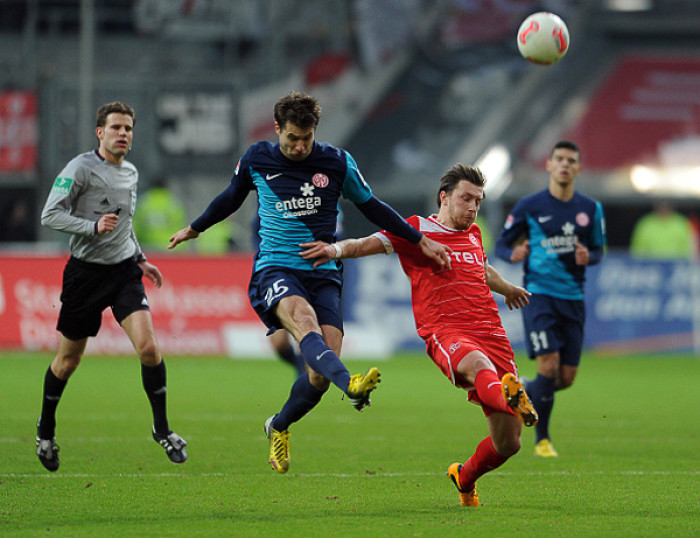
{"left": 168, "top": 91, "right": 452, "bottom": 473}
{"left": 494, "top": 140, "right": 606, "bottom": 458}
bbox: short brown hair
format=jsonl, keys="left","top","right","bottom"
{"left": 273, "top": 91, "right": 321, "bottom": 131}
{"left": 96, "top": 101, "right": 135, "bottom": 127}
{"left": 436, "top": 163, "right": 486, "bottom": 208}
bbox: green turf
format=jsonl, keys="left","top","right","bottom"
{"left": 1, "top": 351, "right": 698, "bottom": 537}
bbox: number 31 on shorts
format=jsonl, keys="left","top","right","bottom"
{"left": 529, "top": 330, "right": 549, "bottom": 353}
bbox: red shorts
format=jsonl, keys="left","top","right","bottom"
{"left": 425, "top": 332, "right": 519, "bottom": 415}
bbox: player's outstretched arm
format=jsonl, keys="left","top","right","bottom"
{"left": 300, "top": 236, "right": 385, "bottom": 268}
{"left": 354, "top": 196, "right": 451, "bottom": 269}
{"left": 485, "top": 262, "right": 531, "bottom": 310}
{"left": 168, "top": 225, "right": 200, "bottom": 250}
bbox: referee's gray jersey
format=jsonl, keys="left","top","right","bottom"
{"left": 41, "top": 150, "right": 145, "bottom": 265}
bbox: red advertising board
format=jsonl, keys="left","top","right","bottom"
{"left": 0, "top": 254, "right": 260, "bottom": 355}
{"left": 0, "top": 91, "right": 37, "bottom": 173}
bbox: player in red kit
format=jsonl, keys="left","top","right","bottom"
{"left": 300, "top": 163, "right": 537, "bottom": 507}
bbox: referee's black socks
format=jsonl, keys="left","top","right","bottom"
{"left": 38, "top": 367, "right": 67, "bottom": 439}
{"left": 141, "top": 360, "right": 169, "bottom": 435}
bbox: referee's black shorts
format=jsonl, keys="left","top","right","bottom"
{"left": 56, "top": 256, "right": 150, "bottom": 340}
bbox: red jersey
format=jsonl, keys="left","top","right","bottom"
{"left": 375, "top": 215, "right": 506, "bottom": 341}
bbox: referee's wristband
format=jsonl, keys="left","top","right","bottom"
{"left": 332, "top": 243, "right": 342, "bottom": 259}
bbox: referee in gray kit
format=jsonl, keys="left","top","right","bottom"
{"left": 35, "top": 101, "right": 187, "bottom": 471}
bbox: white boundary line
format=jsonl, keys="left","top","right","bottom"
{"left": 2, "top": 470, "right": 698, "bottom": 479}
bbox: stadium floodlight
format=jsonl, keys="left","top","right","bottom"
{"left": 604, "top": 0, "right": 653, "bottom": 11}
{"left": 476, "top": 144, "right": 512, "bottom": 201}
{"left": 630, "top": 165, "right": 700, "bottom": 195}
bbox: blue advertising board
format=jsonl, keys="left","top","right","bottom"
{"left": 341, "top": 252, "right": 700, "bottom": 355}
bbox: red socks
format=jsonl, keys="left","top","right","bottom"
{"left": 474, "top": 369, "right": 512, "bottom": 414}
{"left": 456, "top": 370, "right": 517, "bottom": 491}
{"left": 459, "top": 436, "right": 508, "bottom": 492}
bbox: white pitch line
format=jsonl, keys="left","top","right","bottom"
{"left": 2, "top": 470, "right": 698, "bottom": 479}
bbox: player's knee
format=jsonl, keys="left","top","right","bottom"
{"left": 456, "top": 352, "right": 494, "bottom": 382}
{"left": 557, "top": 376, "right": 575, "bottom": 390}
{"left": 136, "top": 339, "right": 160, "bottom": 366}
{"left": 273, "top": 340, "right": 292, "bottom": 354}
{"left": 494, "top": 435, "right": 521, "bottom": 458}
{"left": 537, "top": 352, "right": 560, "bottom": 377}
{"left": 53, "top": 354, "right": 82, "bottom": 378}
{"left": 472, "top": 356, "right": 495, "bottom": 374}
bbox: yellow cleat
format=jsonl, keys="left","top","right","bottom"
{"left": 501, "top": 373, "right": 538, "bottom": 427}
{"left": 347, "top": 367, "right": 381, "bottom": 411}
{"left": 447, "top": 462, "right": 479, "bottom": 507}
{"left": 534, "top": 438, "right": 559, "bottom": 458}
{"left": 264, "top": 415, "right": 290, "bottom": 473}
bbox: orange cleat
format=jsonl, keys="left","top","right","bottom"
{"left": 501, "top": 373, "right": 538, "bottom": 427}
{"left": 447, "top": 462, "right": 479, "bottom": 507}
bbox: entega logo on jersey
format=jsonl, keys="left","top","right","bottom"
{"left": 540, "top": 222, "right": 578, "bottom": 254}
{"left": 275, "top": 182, "right": 322, "bottom": 218}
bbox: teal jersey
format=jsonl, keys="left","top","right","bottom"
{"left": 192, "top": 140, "right": 372, "bottom": 272}
{"left": 495, "top": 189, "right": 606, "bottom": 300}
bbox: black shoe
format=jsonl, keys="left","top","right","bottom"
{"left": 36, "top": 437, "right": 60, "bottom": 471}
{"left": 36, "top": 418, "right": 60, "bottom": 472}
{"left": 152, "top": 427, "right": 188, "bottom": 464}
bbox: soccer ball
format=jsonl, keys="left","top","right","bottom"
{"left": 517, "top": 12, "right": 569, "bottom": 65}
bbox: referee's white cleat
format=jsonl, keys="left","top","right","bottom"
{"left": 36, "top": 437, "right": 60, "bottom": 472}
{"left": 152, "top": 428, "right": 188, "bottom": 464}
{"left": 36, "top": 418, "right": 60, "bottom": 472}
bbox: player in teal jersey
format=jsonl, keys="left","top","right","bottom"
{"left": 495, "top": 140, "right": 606, "bottom": 457}
{"left": 169, "top": 91, "right": 452, "bottom": 473}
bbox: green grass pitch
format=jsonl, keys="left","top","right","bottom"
{"left": 1, "top": 351, "right": 698, "bottom": 536}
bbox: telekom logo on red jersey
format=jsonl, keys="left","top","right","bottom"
{"left": 449, "top": 250, "right": 483, "bottom": 266}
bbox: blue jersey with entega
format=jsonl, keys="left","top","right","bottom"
{"left": 192, "top": 140, "right": 373, "bottom": 272}
{"left": 494, "top": 189, "right": 606, "bottom": 300}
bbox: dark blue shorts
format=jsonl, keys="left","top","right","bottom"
{"left": 521, "top": 293, "right": 585, "bottom": 366}
{"left": 248, "top": 266, "right": 344, "bottom": 335}
{"left": 57, "top": 256, "right": 149, "bottom": 340}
